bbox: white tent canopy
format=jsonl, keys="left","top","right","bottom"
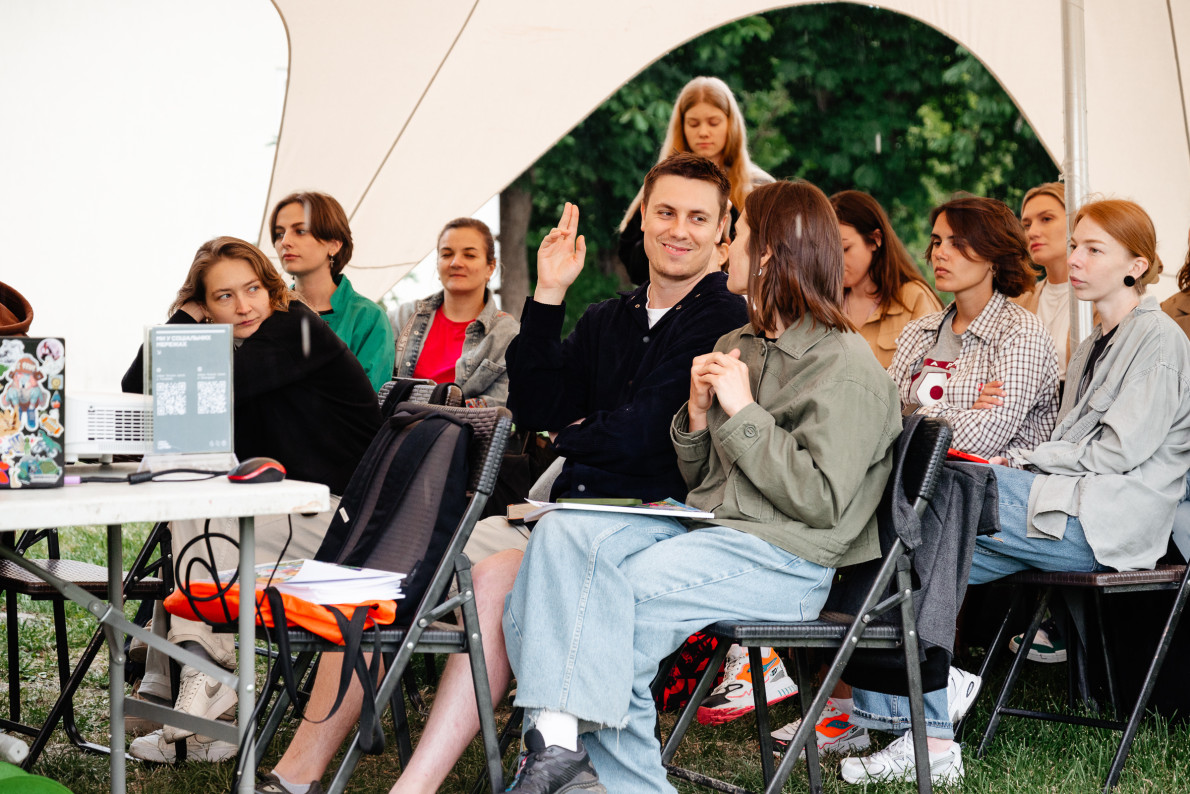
{"left": 263, "top": 0, "right": 1190, "bottom": 301}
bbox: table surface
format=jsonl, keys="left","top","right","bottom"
{"left": 0, "top": 463, "right": 330, "bottom": 530}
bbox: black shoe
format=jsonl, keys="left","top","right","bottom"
{"left": 505, "top": 729, "right": 605, "bottom": 793}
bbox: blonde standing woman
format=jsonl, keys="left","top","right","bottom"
{"left": 618, "top": 76, "right": 772, "bottom": 284}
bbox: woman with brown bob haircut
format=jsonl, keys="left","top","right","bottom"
{"left": 887, "top": 195, "right": 1059, "bottom": 459}
{"left": 832, "top": 190, "right": 942, "bottom": 366}
{"left": 120, "top": 237, "right": 381, "bottom": 761}
{"left": 497, "top": 180, "right": 900, "bottom": 791}
{"left": 271, "top": 191, "right": 394, "bottom": 390}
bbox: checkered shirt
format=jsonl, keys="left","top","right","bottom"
{"left": 888, "top": 291, "right": 1060, "bottom": 459}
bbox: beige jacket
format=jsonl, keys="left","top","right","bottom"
{"left": 856, "top": 280, "right": 942, "bottom": 368}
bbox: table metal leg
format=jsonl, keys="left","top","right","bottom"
{"left": 238, "top": 516, "right": 255, "bottom": 794}
{"left": 107, "top": 523, "right": 125, "bottom": 793}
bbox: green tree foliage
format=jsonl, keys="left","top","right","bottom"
{"left": 517, "top": 3, "right": 1058, "bottom": 333}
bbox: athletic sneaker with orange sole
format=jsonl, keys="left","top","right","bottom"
{"left": 696, "top": 645, "right": 798, "bottom": 726}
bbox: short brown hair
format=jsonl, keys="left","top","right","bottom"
{"left": 831, "top": 190, "right": 936, "bottom": 312}
{"left": 927, "top": 196, "right": 1034, "bottom": 299}
{"left": 745, "top": 180, "right": 851, "bottom": 334}
{"left": 1074, "top": 199, "right": 1163, "bottom": 294}
{"left": 270, "top": 191, "right": 354, "bottom": 276}
{"left": 170, "top": 237, "right": 293, "bottom": 316}
{"left": 640, "top": 152, "right": 731, "bottom": 222}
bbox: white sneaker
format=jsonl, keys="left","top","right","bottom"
{"left": 771, "top": 699, "right": 870, "bottom": 757}
{"left": 947, "top": 667, "right": 982, "bottom": 725}
{"left": 696, "top": 645, "right": 798, "bottom": 725}
{"left": 839, "top": 732, "right": 963, "bottom": 785}
{"left": 162, "top": 665, "right": 238, "bottom": 743}
{"left": 129, "top": 729, "right": 238, "bottom": 763}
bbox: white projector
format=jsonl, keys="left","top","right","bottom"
{"left": 65, "top": 391, "right": 153, "bottom": 462}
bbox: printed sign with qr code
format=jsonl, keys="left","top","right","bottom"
{"left": 147, "top": 325, "right": 233, "bottom": 454}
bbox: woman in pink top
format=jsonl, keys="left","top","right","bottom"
{"left": 389, "top": 218, "right": 519, "bottom": 407}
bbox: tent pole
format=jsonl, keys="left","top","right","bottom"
{"left": 1063, "top": 0, "right": 1094, "bottom": 344}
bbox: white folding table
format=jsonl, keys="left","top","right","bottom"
{"left": 0, "top": 464, "right": 329, "bottom": 794}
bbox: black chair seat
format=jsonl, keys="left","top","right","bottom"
{"left": 1002, "top": 564, "right": 1184, "bottom": 590}
{"left": 266, "top": 626, "right": 469, "bottom": 654}
{"left": 705, "top": 618, "right": 904, "bottom": 645}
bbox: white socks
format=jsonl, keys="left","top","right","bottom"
{"left": 533, "top": 709, "right": 579, "bottom": 752}
{"left": 833, "top": 696, "right": 855, "bottom": 713}
{"left": 270, "top": 772, "right": 313, "bottom": 794}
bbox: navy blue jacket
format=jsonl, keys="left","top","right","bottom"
{"left": 506, "top": 271, "right": 747, "bottom": 502}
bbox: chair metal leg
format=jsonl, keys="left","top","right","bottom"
{"left": 253, "top": 650, "right": 317, "bottom": 768}
{"left": 977, "top": 586, "right": 1025, "bottom": 684}
{"left": 6, "top": 587, "right": 18, "bottom": 723}
{"left": 747, "top": 646, "right": 776, "bottom": 786}
{"left": 791, "top": 649, "right": 822, "bottom": 794}
{"left": 897, "top": 560, "right": 932, "bottom": 794}
{"left": 1103, "top": 565, "right": 1190, "bottom": 791}
{"left": 660, "top": 640, "right": 731, "bottom": 764}
{"left": 978, "top": 588, "right": 1051, "bottom": 757}
{"left": 1092, "top": 590, "right": 1119, "bottom": 715}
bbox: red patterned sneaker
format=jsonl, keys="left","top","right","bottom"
{"left": 696, "top": 645, "right": 798, "bottom": 726}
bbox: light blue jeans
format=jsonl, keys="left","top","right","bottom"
{"left": 851, "top": 465, "right": 1104, "bottom": 739}
{"left": 503, "top": 511, "right": 834, "bottom": 793}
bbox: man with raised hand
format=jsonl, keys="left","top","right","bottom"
{"left": 256, "top": 152, "right": 746, "bottom": 794}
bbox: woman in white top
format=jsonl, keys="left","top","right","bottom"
{"left": 1012, "top": 182, "right": 1073, "bottom": 381}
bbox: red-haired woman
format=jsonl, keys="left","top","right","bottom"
{"left": 846, "top": 198, "right": 1190, "bottom": 786}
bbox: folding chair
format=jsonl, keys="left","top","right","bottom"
{"left": 660, "top": 415, "right": 952, "bottom": 794}
{"left": 378, "top": 377, "right": 463, "bottom": 415}
{"left": 244, "top": 403, "right": 513, "bottom": 794}
{"left": 0, "top": 521, "right": 172, "bottom": 767}
{"left": 975, "top": 561, "right": 1190, "bottom": 792}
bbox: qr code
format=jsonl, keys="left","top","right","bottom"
{"left": 156, "top": 382, "right": 186, "bottom": 416}
{"left": 197, "top": 380, "right": 228, "bottom": 415}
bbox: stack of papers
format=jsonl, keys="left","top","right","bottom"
{"left": 214, "top": 559, "right": 406, "bottom": 604}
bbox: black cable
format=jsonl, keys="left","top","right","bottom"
{"left": 79, "top": 468, "right": 225, "bottom": 485}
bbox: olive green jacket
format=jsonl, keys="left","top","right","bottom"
{"left": 671, "top": 321, "right": 900, "bottom": 569}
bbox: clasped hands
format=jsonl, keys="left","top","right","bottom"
{"left": 687, "top": 349, "right": 754, "bottom": 432}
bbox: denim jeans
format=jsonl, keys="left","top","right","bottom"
{"left": 851, "top": 465, "right": 1103, "bottom": 739}
{"left": 502, "top": 510, "right": 834, "bottom": 793}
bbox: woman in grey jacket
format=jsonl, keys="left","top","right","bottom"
{"left": 389, "top": 217, "right": 518, "bottom": 407}
{"left": 500, "top": 180, "right": 900, "bottom": 793}
{"left": 844, "top": 199, "right": 1190, "bottom": 786}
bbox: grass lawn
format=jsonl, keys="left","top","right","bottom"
{"left": 2, "top": 524, "right": 1187, "bottom": 793}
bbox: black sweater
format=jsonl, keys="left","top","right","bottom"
{"left": 122, "top": 302, "right": 381, "bottom": 495}
{"left": 506, "top": 271, "right": 747, "bottom": 502}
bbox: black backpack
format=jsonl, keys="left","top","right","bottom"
{"left": 315, "top": 403, "right": 473, "bottom": 621}
{"left": 261, "top": 404, "right": 475, "bottom": 758}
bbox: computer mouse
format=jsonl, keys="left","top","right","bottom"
{"left": 227, "top": 457, "right": 286, "bottom": 484}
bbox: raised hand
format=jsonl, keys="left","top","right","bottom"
{"left": 534, "top": 202, "right": 586, "bottom": 305}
